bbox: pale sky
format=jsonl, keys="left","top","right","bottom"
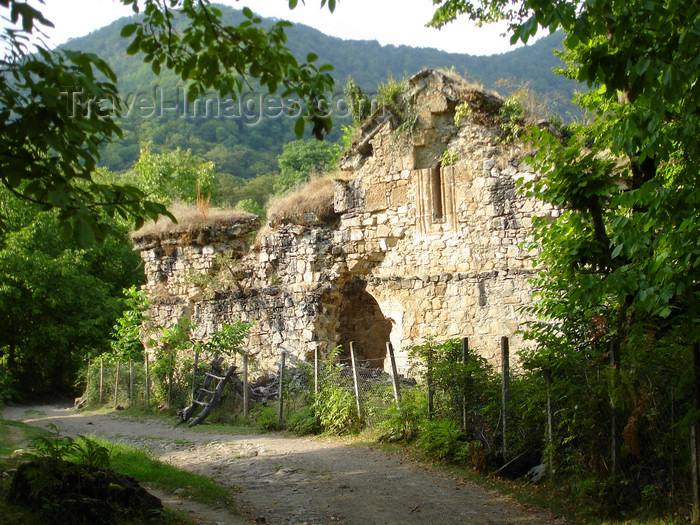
{"left": 30, "top": 0, "right": 519, "bottom": 56}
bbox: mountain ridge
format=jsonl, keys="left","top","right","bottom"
{"left": 63, "top": 5, "right": 574, "bottom": 179}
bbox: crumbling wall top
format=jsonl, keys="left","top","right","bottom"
{"left": 131, "top": 207, "right": 260, "bottom": 251}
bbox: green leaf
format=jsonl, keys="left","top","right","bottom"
{"left": 659, "top": 306, "right": 672, "bottom": 318}
{"left": 126, "top": 38, "right": 141, "bottom": 56}
{"left": 636, "top": 57, "right": 650, "bottom": 76}
{"left": 73, "top": 217, "right": 95, "bottom": 247}
{"left": 59, "top": 220, "right": 72, "bottom": 240}
{"left": 120, "top": 24, "right": 138, "bottom": 37}
{"left": 294, "top": 116, "right": 305, "bottom": 138}
{"left": 48, "top": 190, "right": 69, "bottom": 208}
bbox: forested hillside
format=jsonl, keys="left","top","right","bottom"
{"left": 64, "top": 4, "right": 573, "bottom": 180}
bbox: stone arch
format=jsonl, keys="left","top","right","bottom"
{"left": 336, "top": 279, "right": 392, "bottom": 368}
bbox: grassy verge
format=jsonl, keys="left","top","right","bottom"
{"left": 0, "top": 418, "right": 239, "bottom": 524}
{"left": 78, "top": 405, "right": 260, "bottom": 436}
{"left": 0, "top": 418, "right": 49, "bottom": 455}
{"left": 98, "top": 436, "right": 237, "bottom": 509}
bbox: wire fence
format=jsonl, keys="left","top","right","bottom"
{"left": 323, "top": 356, "right": 401, "bottom": 428}
{"left": 82, "top": 337, "right": 698, "bottom": 518}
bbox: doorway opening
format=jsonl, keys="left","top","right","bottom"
{"left": 337, "top": 280, "right": 391, "bottom": 368}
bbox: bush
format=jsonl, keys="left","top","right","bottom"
{"left": 378, "top": 387, "right": 426, "bottom": 442}
{"left": 456, "top": 440, "right": 488, "bottom": 473}
{"left": 0, "top": 367, "right": 20, "bottom": 406}
{"left": 252, "top": 404, "right": 281, "bottom": 431}
{"left": 316, "top": 382, "right": 360, "bottom": 435}
{"left": 287, "top": 406, "right": 320, "bottom": 436}
{"left": 416, "top": 418, "right": 465, "bottom": 462}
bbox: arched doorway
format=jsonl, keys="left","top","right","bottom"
{"left": 337, "top": 279, "right": 392, "bottom": 368}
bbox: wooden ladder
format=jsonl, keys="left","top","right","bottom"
{"left": 179, "top": 356, "right": 236, "bottom": 427}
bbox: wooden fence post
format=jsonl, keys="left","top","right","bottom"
{"left": 278, "top": 351, "right": 286, "bottom": 424}
{"left": 314, "top": 347, "right": 319, "bottom": 401}
{"left": 691, "top": 341, "right": 700, "bottom": 524}
{"left": 85, "top": 359, "right": 91, "bottom": 404}
{"left": 99, "top": 357, "right": 104, "bottom": 405}
{"left": 501, "top": 336, "right": 510, "bottom": 461}
{"left": 462, "top": 337, "right": 469, "bottom": 431}
{"left": 610, "top": 335, "right": 621, "bottom": 475}
{"left": 144, "top": 353, "right": 150, "bottom": 409}
{"left": 545, "top": 365, "right": 554, "bottom": 477}
{"left": 427, "top": 346, "right": 434, "bottom": 420}
{"left": 114, "top": 357, "right": 121, "bottom": 407}
{"left": 350, "top": 342, "right": 363, "bottom": 421}
{"left": 129, "top": 358, "right": 134, "bottom": 406}
{"left": 243, "top": 353, "right": 249, "bottom": 418}
{"left": 387, "top": 342, "right": 401, "bottom": 408}
{"left": 167, "top": 351, "right": 174, "bottom": 409}
{"left": 191, "top": 350, "right": 199, "bottom": 404}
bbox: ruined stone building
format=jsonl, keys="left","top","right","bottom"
{"left": 132, "top": 69, "right": 558, "bottom": 375}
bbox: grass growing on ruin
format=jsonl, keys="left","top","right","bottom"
{"left": 265, "top": 176, "right": 336, "bottom": 227}
{"left": 131, "top": 204, "right": 256, "bottom": 239}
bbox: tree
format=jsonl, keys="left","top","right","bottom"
{"left": 0, "top": 204, "right": 143, "bottom": 397}
{"left": 431, "top": 0, "right": 700, "bottom": 345}
{"left": 274, "top": 139, "right": 337, "bottom": 194}
{"left": 343, "top": 76, "right": 371, "bottom": 125}
{"left": 430, "top": 0, "right": 700, "bottom": 492}
{"left": 0, "top": 0, "right": 335, "bottom": 244}
{"left": 109, "top": 286, "right": 150, "bottom": 360}
{"left": 127, "top": 143, "right": 218, "bottom": 205}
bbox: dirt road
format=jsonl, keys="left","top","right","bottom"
{"left": 3, "top": 404, "right": 562, "bottom": 525}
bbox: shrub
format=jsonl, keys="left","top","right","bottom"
{"left": 456, "top": 440, "right": 488, "bottom": 474}
{"left": 316, "top": 382, "right": 359, "bottom": 435}
{"left": 378, "top": 387, "right": 427, "bottom": 442}
{"left": 0, "top": 367, "right": 20, "bottom": 406}
{"left": 287, "top": 406, "right": 320, "bottom": 436}
{"left": 25, "top": 423, "right": 111, "bottom": 469}
{"left": 252, "top": 404, "right": 281, "bottom": 431}
{"left": 416, "top": 418, "right": 465, "bottom": 462}
{"left": 314, "top": 348, "right": 361, "bottom": 435}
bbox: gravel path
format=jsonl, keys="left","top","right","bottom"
{"left": 3, "top": 404, "right": 562, "bottom": 525}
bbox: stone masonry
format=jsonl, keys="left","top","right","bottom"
{"left": 133, "top": 69, "right": 558, "bottom": 375}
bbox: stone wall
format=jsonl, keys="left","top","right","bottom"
{"left": 134, "top": 70, "right": 558, "bottom": 376}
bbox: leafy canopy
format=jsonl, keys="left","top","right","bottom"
{"left": 0, "top": 0, "right": 335, "bottom": 244}
{"left": 127, "top": 143, "right": 218, "bottom": 206}
{"left": 0, "top": 201, "right": 144, "bottom": 396}
{"left": 274, "top": 139, "right": 338, "bottom": 195}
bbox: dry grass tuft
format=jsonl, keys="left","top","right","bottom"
{"left": 131, "top": 204, "right": 256, "bottom": 240}
{"left": 435, "top": 67, "right": 484, "bottom": 92}
{"left": 266, "top": 176, "right": 337, "bottom": 227}
{"left": 196, "top": 185, "right": 210, "bottom": 219}
{"left": 251, "top": 224, "right": 273, "bottom": 251}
